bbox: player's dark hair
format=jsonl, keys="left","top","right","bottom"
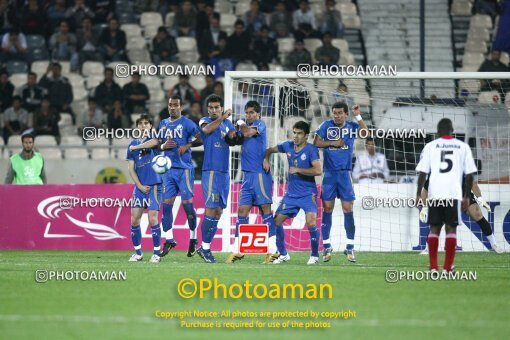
{"left": 136, "top": 114, "right": 153, "bottom": 126}
{"left": 206, "top": 94, "right": 223, "bottom": 107}
{"left": 21, "top": 133, "right": 35, "bottom": 142}
{"left": 437, "top": 118, "right": 453, "bottom": 136}
{"left": 170, "top": 95, "right": 182, "bottom": 104}
{"left": 244, "top": 100, "right": 261, "bottom": 113}
{"left": 104, "top": 67, "right": 114, "bottom": 74}
{"left": 332, "top": 101, "right": 348, "bottom": 113}
{"left": 293, "top": 121, "right": 310, "bottom": 135}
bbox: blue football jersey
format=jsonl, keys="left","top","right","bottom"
{"left": 315, "top": 120, "right": 359, "bottom": 171}
{"left": 126, "top": 139, "right": 162, "bottom": 186}
{"left": 277, "top": 141, "right": 320, "bottom": 197}
{"left": 241, "top": 119, "right": 267, "bottom": 172}
{"left": 199, "top": 116, "right": 235, "bottom": 172}
{"left": 158, "top": 116, "right": 200, "bottom": 169}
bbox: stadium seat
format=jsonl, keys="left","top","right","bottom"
{"left": 39, "top": 147, "right": 62, "bottom": 159}
{"left": 277, "top": 38, "right": 295, "bottom": 54}
{"left": 141, "top": 76, "right": 162, "bottom": 90}
{"left": 114, "top": 76, "right": 131, "bottom": 87}
{"left": 73, "top": 87, "right": 88, "bottom": 102}
{"left": 65, "top": 148, "right": 89, "bottom": 159}
{"left": 58, "top": 113, "right": 73, "bottom": 128}
{"left": 127, "top": 36, "right": 147, "bottom": 51}
{"left": 143, "top": 25, "right": 159, "bottom": 40}
{"left": 80, "top": 61, "right": 104, "bottom": 77}
{"left": 91, "top": 148, "right": 111, "bottom": 159}
{"left": 462, "top": 52, "right": 485, "bottom": 67}
{"left": 268, "top": 63, "right": 283, "bottom": 71}
{"left": 127, "top": 49, "right": 151, "bottom": 63}
{"left": 331, "top": 39, "right": 349, "bottom": 53}
{"left": 470, "top": 15, "right": 492, "bottom": 29}
{"left": 118, "top": 12, "right": 136, "bottom": 24}
{"left": 149, "top": 88, "right": 165, "bottom": 102}
{"left": 61, "top": 135, "right": 84, "bottom": 146}
{"left": 31, "top": 48, "right": 50, "bottom": 61}
{"left": 220, "top": 13, "right": 237, "bottom": 30}
{"left": 339, "top": 51, "right": 355, "bottom": 65}
{"left": 36, "top": 135, "right": 58, "bottom": 146}
{"left": 505, "top": 93, "right": 510, "bottom": 110}
{"left": 6, "top": 61, "right": 28, "bottom": 74}
{"left": 59, "top": 61, "right": 71, "bottom": 75}
{"left": 87, "top": 138, "right": 110, "bottom": 146}
{"left": 451, "top": 0, "right": 472, "bottom": 16}
{"left": 464, "top": 40, "right": 487, "bottom": 53}
{"left": 31, "top": 61, "right": 49, "bottom": 76}
{"left": 163, "top": 76, "right": 179, "bottom": 90}
{"left": 120, "top": 24, "right": 142, "bottom": 37}
{"left": 337, "top": 3, "right": 357, "bottom": 15}
{"left": 216, "top": 1, "right": 234, "bottom": 14}
{"left": 140, "top": 12, "right": 163, "bottom": 27}
{"left": 310, "top": 3, "right": 324, "bottom": 16}
{"left": 235, "top": 2, "right": 250, "bottom": 16}
{"left": 165, "top": 12, "right": 175, "bottom": 27}
{"left": 131, "top": 113, "right": 142, "bottom": 126}
{"left": 86, "top": 75, "right": 103, "bottom": 89}
{"left": 500, "top": 52, "right": 509, "bottom": 66}
{"left": 189, "top": 76, "right": 206, "bottom": 91}
{"left": 343, "top": 15, "right": 361, "bottom": 29}
{"left": 304, "top": 38, "right": 322, "bottom": 55}
{"left": 236, "top": 63, "right": 258, "bottom": 71}
{"left": 176, "top": 37, "right": 198, "bottom": 52}
{"left": 478, "top": 91, "right": 500, "bottom": 104}
{"left": 9, "top": 73, "right": 27, "bottom": 89}
{"left": 467, "top": 29, "right": 490, "bottom": 43}
{"left": 26, "top": 35, "right": 46, "bottom": 49}
{"left": 66, "top": 73, "right": 85, "bottom": 88}
{"left": 459, "top": 79, "right": 481, "bottom": 95}
{"left": 112, "top": 137, "right": 130, "bottom": 147}
{"left": 7, "top": 135, "right": 22, "bottom": 147}
{"left": 177, "top": 51, "right": 199, "bottom": 63}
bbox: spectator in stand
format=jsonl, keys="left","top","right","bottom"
{"left": 200, "top": 75, "right": 215, "bottom": 108}
{"left": 152, "top": 26, "right": 178, "bottom": 64}
{"left": 198, "top": 12, "right": 227, "bottom": 62}
{"left": 47, "top": 0, "right": 67, "bottom": 35}
{"left": 79, "top": 97, "right": 104, "bottom": 135}
{"left": 293, "top": 22, "right": 320, "bottom": 41}
{"left": 33, "top": 96, "right": 60, "bottom": 143}
{"left": 0, "top": 70, "right": 14, "bottom": 111}
{"left": 492, "top": 0, "right": 510, "bottom": 53}
{"left": 473, "top": 0, "right": 501, "bottom": 23}
{"left": 285, "top": 39, "right": 312, "bottom": 70}
{"left": 38, "top": 62, "right": 74, "bottom": 123}
{"left": 195, "top": 0, "right": 210, "bottom": 41}
{"left": 3, "top": 96, "right": 29, "bottom": 144}
{"left": 122, "top": 73, "right": 150, "bottom": 121}
{"left": 98, "top": 17, "right": 127, "bottom": 62}
{"left": 226, "top": 20, "right": 252, "bottom": 62}
{"left": 352, "top": 138, "right": 390, "bottom": 184}
{"left": 478, "top": 49, "right": 510, "bottom": 102}
{"left": 20, "top": 72, "right": 47, "bottom": 113}
{"left": 330, "top": 81, "right": 354, "bottom": 110}
{"left": 172, "top": 0, "right": 197, "bottom": 37}
{"left": 0, "top": 0, "right": 16, "bottom": 35}
{"left": 49, "top": 20, "right": 77, "bottom": 61}
{"left": 134, "top": 0, "right": 159, "bottom": 14}
{"left": 73, "top": 16, "right": 102, "bottom": 71}
{"left": 168, "top": 74, "right": 199, "bottom": 114}
{"left": 315, "top": 32, "right": 340, "bottom": 65}
{"left": 270, "top": 1, "right": 293, "bottom": 38}
{"left": 244, "top": 0, "right": 266, "bottom": 35}
{"left": 320, "top": 0, "right": 344, "bottom": 38}
{"left": 107, "top": 99, "right": 126, "bottom": 130}
{"left": 94, "top": 67, "right": 123, "bottom": 113}
{"left": 21, "top": 0, "right": 47, "bottom": 36}
{"left": 252, "top": 25, "right": 278, "bottom": 65}
{"left": 207, "top": 37, "right": 236, "bottom": 78}
{"left": 4, "top": 133, "right": 47, "bottom": 184}
{"left": 187, "top": 102, "right": 202, "bottom": 125}
{"left": 89, "top": 0, "right": 115, "bottom": 24}
{"left": 1, "top": 27, "right": 29, "bottom": 63}
{"left": 293, "top": 0, "right": 316, "bottom": 31}
{"left": 65, "top": 0, "right": 95, "bottom": 32}
{"left": 213, "top": 81, "right": 224, "bottom": 98}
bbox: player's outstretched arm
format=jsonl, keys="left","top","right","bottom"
{"left": 352, "top": 104, "right": 368, "bottom": 137}
{"left": 127, "top": 160, "right": 149, "bottom": 194}
{"left": 237, "top": 120, "right": 258, "bottom": 138}
{"left": 472, "top": 181, "right": 491, "bottom": 212}
{"left": 263, "top": 146, "right": 279, "bottom": 172}
{"left": 129, "top": 138, "right": 159, "bottom": 152}
{"left": 289, "top": 160, "right": 322, "bottom": 177}
{"left": 415, "top": 172, "right": 428, "bottom": 206}
{"left": 201, "top": 109, "right": 232, "bottom": 135}
{"left": 313, "top": 134, "right": 345, "bottom": 148}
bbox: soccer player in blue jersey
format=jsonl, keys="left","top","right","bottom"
{"left": 226, "top": 100, "right": 279, "bottom": 264}
{"left": 129, "top": 96, "right": 201, "bottom": 258}
{"left": 263, "top": 121, "right": 322, "bottom": 264}
{"left": 126, "top": 114, "right": 163, "bottom": 263}
{"left": 195, "top": 95, "right": 236, "bottom": 263}
{"left": 314, "top": 102, "right": 367, "bottom": 263}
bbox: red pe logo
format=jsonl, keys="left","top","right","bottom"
{"left": 238, "top": 224, "right": 268, "bottom": 254}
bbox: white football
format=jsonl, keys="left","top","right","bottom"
{"left": 151, "top": 155, "right": 172, "bottom": 174}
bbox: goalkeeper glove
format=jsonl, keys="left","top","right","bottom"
{"left": 476, "top": 196, "right": 492, "bottom": 212}
{"left": 419, "top": 206, "right": 428, "bottom": 223}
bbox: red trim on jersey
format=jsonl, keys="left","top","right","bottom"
{"left": 440, "top": 136, "right": 454, "bottom": 139}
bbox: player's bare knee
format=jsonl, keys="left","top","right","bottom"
{"left": 467, "top": 204, "right": 482, "bottom": 221}
{"left": 148, "top": 211, "right": 159, "bottom": 226}
{"left": 306, "top": 214, "right": 317, "bottom": 226}
{"left": 260, "top": 204, "right": 272, "bottom": 215}
{"left": 163, "top": 197, "right": 176, "bottom": 204}
{"left": 238, "top": 205, "right": 251, "bottom": 216}
{"left": 274, "top": 214, "right": 286, "bottom": 226}
{"left": 445, "top": 225, "right": 457, "bottom": 234}
{"left": 341, "top": 201, "right": 353, "bottom": 213}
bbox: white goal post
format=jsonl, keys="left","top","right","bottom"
{"left": 220, "top": 71, "right": 510, "bottom": 253}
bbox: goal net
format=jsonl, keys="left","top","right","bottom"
{"left": 221, "top": 71, "right": 510, "bottom": 253}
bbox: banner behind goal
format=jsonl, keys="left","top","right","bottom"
{"left": 221, "top": 72, "right": 510, "bottom": 253}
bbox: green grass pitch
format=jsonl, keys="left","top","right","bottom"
{"left": 1, "top": 250, "right": 509, "bottom": 339}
